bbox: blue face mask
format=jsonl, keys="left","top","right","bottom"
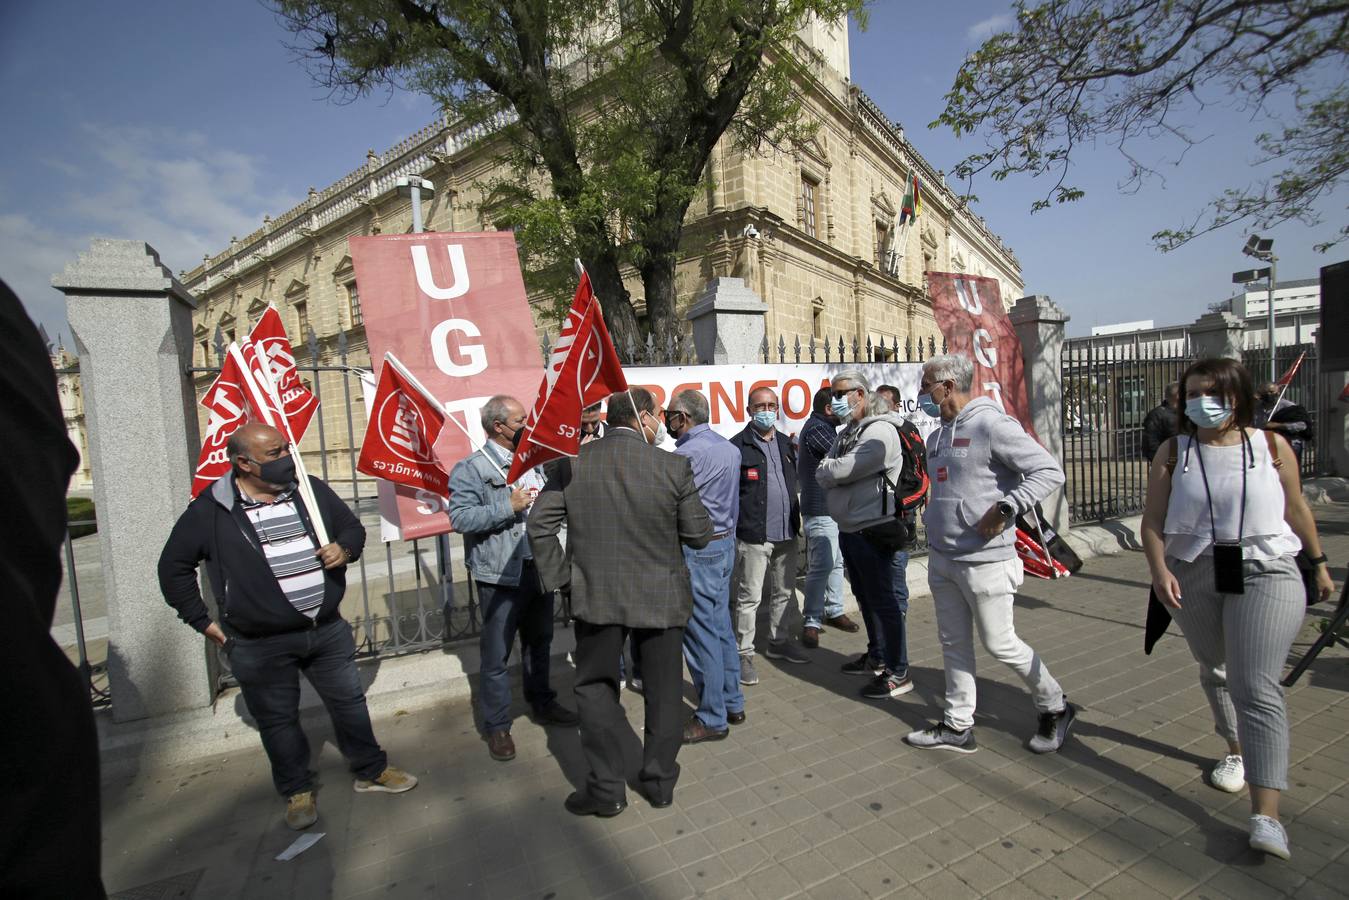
{"left": 751, "top": 411, "right": 777, "bottom": 431}
{"left": 830, "top": 395, "right": 853, "bottom": 419}
{"left": 1185, "top": 396, "right": 1233, "bottom": 428}
{"left": 917, "top": 393, "right": 941, "bottom": 418}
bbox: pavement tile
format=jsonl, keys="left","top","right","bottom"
{"left": 95, "top": 509, "right": 1349, "bottom": 898}
{"left": 911, "top": 868, "right": 982, "bottom": 898}
{"left": 1017, "top": 861, "right": 1092, "bottom": 900}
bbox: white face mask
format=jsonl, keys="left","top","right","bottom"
{"left": 642, "top": 412, "right": 667, "bottom": 445}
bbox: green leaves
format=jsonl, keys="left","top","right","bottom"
{"left": 933, "top": 0, "right": 1348, "bottom": 251}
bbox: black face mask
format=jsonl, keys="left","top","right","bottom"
{"left": 251, "top": 454, "right": 297, "bottom": 487}
{"left": 509, "top": 425, "right": 525, "bottom": 449}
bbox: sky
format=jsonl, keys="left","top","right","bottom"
{"left": 1, "top": 0, "right": 1344, "bottom": 345}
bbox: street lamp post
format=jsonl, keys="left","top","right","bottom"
{"left": 396, "top": 176, "right": 435, "bottom": 234}
{"left": 1242, "top": 235, "right": 1278, "bottom": 382}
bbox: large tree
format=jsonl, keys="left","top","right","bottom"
{"left": 273, "top": 0, "right": 861, "bottom": 347}
{"left": 936, "top": 0, "right": 1348, "bottom": 251}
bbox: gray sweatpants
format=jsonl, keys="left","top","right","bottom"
{"left": 1167, "top": 553, "right": 1305, "bottom": 790}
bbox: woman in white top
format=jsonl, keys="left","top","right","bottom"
{"left": 1142, "top": 358, "right": 1333, "bottom": 860}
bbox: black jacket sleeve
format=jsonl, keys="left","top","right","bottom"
{"left": 313, "top": 476, "right": 366, "bottom": 561}
{"left": 1141, "top": 405, "right": 1176, "bottom": 461}
{"left": 157, "top": 504, "right": 212, "bottom": 633}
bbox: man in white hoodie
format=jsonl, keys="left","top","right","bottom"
{"left": 816, "top": 371, "right": 915, "bottom": 700}
{"left": 905, "top": 354, "right": 1075, "bottom": 754}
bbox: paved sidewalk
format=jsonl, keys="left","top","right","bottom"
{"left": 103, "top": 505, "right": 1349, "bottom": 899}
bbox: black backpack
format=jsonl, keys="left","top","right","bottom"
{"left": 856, "top": 419, "right": 930, "bottom": 552}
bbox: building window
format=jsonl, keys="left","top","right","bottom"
{"left": 346, "top": 283, "right": 363, "bottom": 328}
{"left": 876, "top": 222, "right": 890, "bottom": 267}
{"left": 295, "top": 300, "right": 309, "bottom": 339}
{"left": 200, "top": 339, "right": 211, "bottom": 366}
{"left": 801, "top": 177, "right": 818, "bottom": 238}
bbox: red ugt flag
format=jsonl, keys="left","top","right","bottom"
{"left": 190, "top": 342, "right": 288, "bottom": 497}
{"left": 357, "top": 354, "right": 450, "bottom": 495}
{"left": 508, "top": 272, "right": 628, "bottom": 482}
{"left": 1276, "top": 350, "right": 1306, "bottom": 387}
{"left": 249, "top": 306, "right": 319, "bottom": 441}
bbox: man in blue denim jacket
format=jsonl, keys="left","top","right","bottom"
{"left": 448, "top": 395, "right": 578, "bottom": 762}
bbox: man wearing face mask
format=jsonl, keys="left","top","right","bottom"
{"left": 448, "top": 394, "right": 579, "bottom": 763}
{"left": 816, "top": 372, "right": 915, "bottom": 700}
{"left": 797, "top": 386, "right": 859, "bottom": 649}
{"left": 905, "top": 354, "right": 1073, "bottom": 755}
{"left": 730, "top": 386, "right": 808, "bottom": 685}
{"left": 1254, "top": 382, "right": 1312, "bottom": 466}
{"left": 528, "top": 388, "right": 713, "bottom": 815}
{"left": 159, "top": 423, "right": 416, "bottom": 832}
{"left": 580, "top": 401, "right": 607, "bottom": 443}
{"left": 666, "top": 389, "right": 746, "bottom": 742}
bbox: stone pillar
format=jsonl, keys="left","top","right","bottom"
{"left": 1010, "top": 294, "right": 1070, "bottom": 533}
{"left": 1188, "top": 310, "right": 1245, "bottom": 360}
{"left": 53, "top": 240, "right": 211, "bottom": 722}
{"left": 686, "top": 277, "right": 769, "bottom": 364}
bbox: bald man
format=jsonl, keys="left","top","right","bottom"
{"left": 159, "top": 423, "right": 416, "bottom": 831}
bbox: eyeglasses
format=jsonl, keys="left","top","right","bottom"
{"left": 749, "top": 403, "right": 779, "bottom": 413}
{"left": 830, "top": 387, "right": 859, "bottom": 399}
{"left": 919, "top": 380, "right": 948, "bottom": 392}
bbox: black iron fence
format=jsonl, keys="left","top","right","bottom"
{"left": 1061, "top": 340, "right": 1329, "bottom": 524}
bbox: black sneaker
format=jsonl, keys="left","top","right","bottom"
{"left": 1029, "top": 701, "right": 1077, "bottom": 754}
{"left": 861, "top": 672, "right": 914, "bottom": 699}
{"left": 904, "top": 721, "right": 977, "bottom": 754}
{"left": 841, "top": 653, "right": 883, "bottom": 676}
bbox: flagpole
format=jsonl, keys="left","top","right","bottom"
{"left": 1273, "top": 350, "right": 1306, "bottom": 406}
{"left": 231, "top": 341, "right": 332, "bottom": 546}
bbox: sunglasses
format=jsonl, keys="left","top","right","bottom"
{"left": 830, "top": 387, "right": 859, "bottom": 399}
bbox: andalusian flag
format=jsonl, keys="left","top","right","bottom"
{"left": 899, "top": 170, "right": 916, "bottom": 225}
{"left": 912, "top": 172, "right": 923, "bottom": 219}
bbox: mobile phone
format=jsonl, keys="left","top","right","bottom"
{"left": 1212, "top": 542, "right": 1245, "bottom": 594}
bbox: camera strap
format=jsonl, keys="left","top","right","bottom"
{"left": 1192, "top": 431, "right": 1251, "bottom": 545}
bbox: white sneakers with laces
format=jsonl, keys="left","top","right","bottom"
{"left": 1210, "top": 754, "right": 1245, "bottom": 793}
{"left": 1249, "top": 814, "right": 1290, "bottom": 860}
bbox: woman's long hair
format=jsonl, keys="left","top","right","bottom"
{"left": 1176, "top": 357, "right": 1255, "bottom": 435}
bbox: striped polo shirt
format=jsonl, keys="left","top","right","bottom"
{"left": 238, "top": 486, "right": 326, "bottom": 618}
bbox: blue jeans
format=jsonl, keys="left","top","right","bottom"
{"left": 225, "top": 618, "right": 386, "bottom": 797}
{"left": 682, "top": 535, "right": 744, "bottom": 729}
{"left": 803, "top": 515, "right": 845, "bottom": 629}
{"left": 477, "top": 562, "right": 556, "bottom": 733}
{"left": 838, "top": 531, "right": 909, "bottom": 676}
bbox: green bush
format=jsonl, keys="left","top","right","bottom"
{"left": 66, "top": 497, "right": 97, "bottom": 539}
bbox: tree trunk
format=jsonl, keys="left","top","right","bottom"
{"left": 639, "top": 249, "right": 679, "bottom": 359}
{"left": 583, "top": 249, "right": 640, "bottom": 354}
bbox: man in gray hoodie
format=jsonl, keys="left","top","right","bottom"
{"left": 905, "top": 354, "right": 1075, "bottom": 755}
{"left": 816, "top": 370, "right": 914, "bottom": 700}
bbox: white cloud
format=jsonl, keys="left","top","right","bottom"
{"left": 967, "top": 13, "right": 1014, "bottom": 43}
{"left": 0, "top": 124, "right": 298, "bottom": 339}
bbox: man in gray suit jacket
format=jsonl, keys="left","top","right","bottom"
{"left": 529, "top": 387, "right": 713, "bottom": 816}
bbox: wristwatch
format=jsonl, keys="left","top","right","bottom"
{"left": 1306, "top": 553, "right": 1328, "bottom": 566}
{"left": 997, "top": 501, "right": 1016, "bottom": 520}
{"left": 340, "top": 545, "right": 354, "bottom": 563}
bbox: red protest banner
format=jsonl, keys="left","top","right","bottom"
{"left": 356, "top": 354, "right": 449, "bottom": 495}
{"left": 249, "top": 305, "right": 319, "bottom": 441}
{"left": 508, "top": 271, "right": 627, "bottom": 482}
{"left": 349, "top": 232, "right": 543, "bottom": 539}
{"left": 928, "top": 272, "right": 1036, "bottom": 440}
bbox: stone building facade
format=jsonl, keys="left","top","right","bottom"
{"left": 181, "top": 19, "right": 1022, "bottom": 478}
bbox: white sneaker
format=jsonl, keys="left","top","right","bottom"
{"left": 1210, "top": 754, "right": 1245, "bottom": 793}
{"left": 1249, "top": 814, "right": 1290, "bottom": 860}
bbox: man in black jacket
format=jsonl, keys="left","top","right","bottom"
{"left": 1140, "top": 382, "right": 1179, "bottom": 462}
{"left": 730, "top": 387, "right": 807, "bottom": 686}
{"left": 1256, "top": 382, "right": 1313, "bottom": 465}
{"left": 158, "top": 423, "right": 416, "bottom": 831}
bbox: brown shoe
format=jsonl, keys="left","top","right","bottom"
{"left": 825, "top": 614, "right": 860, "bottom": 633}
{"left": 802, "top": 626, "right": 820, "bottom": 649}
{"left": 486, "top": 730, "right": 516, "bottom": 761}
{"left": 683, "top": 717, "right": 729, "bottom": 744}
{"left": 285, "top": 791, "right": 317, "bottom": 830}
{"left": 354, "top": 765, "right": 418, "bottom": 794}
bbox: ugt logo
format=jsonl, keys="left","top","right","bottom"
{"left": 376, "top": 390, "right": 436, "bottom": 465}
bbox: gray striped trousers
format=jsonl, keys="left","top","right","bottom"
{"left": 1167, "top": 553, "right": 1305, "bottom": 790}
